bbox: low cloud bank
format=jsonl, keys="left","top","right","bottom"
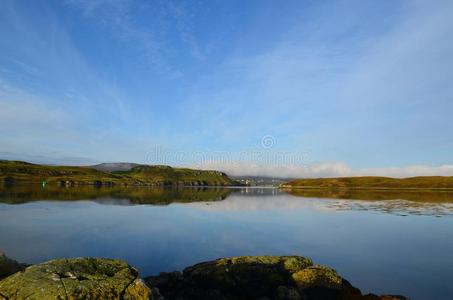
{"left": 195, "top": 161, "right": 453, "bottom": 179}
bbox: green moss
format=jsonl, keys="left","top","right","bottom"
{"left": 162, "top": 256, "right": 315, "bottom": 299}
{"left": 146, "top": 255, "right": 408, "bottom": 299}
{"left": 292, "top": 265, "right": 343, "bottom": 290}
{"left": 0, "top": 257, "right": 149, "bottom": 299}
{"left": 283, "top": 257, "right": 313, "bottom": 273}
{"left": 0, "top": 255, "right": 407, "bottom": 300}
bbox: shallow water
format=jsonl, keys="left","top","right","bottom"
{"left": 0, "top": 186, "right": 452, "bottom": 300}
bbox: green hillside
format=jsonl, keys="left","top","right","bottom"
{"left": 0, "top": 160, "right": 235, "bottom": 187}
{"left": 281, "top": 176, "right": 453, "bottom": 190}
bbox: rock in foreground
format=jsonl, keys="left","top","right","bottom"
{"left": 145, "top": 256, "right": 408, "bottom": 300}
{"left": 0, "top": 257, "right": 150, "bottom": 300}
{"left": 0, "top": 255, "right": 408, "bottom": 300}
{"left": 0, "top": 252, "right": 26, "bottom": 280}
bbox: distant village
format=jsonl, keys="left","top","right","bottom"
{"left": 232, "top": 176, "right": 288, "bottom": 187}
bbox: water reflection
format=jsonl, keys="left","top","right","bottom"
{"left": 2, "top": 185, "right": 453, "bottom": 217}
{"left": 0, "top": 186, "right": 453, "bottom": 299}
{"left": 282, "top": 188, "right": 453, "bottom": 217}
{"left": 283, "top": 188, "right": 453, "bottom": 202}
{"left": 0, "top": 185, "right": 231, "bottom": 205}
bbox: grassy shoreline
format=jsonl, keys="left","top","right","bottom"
{"left": 0, "top": 160, "right": 235, "bottom": 187}
{"left": 280, "top": 176, "right": 453, "bottom": 190}
{"left": 280, "top": 186, "right": 453, "bottom": 191}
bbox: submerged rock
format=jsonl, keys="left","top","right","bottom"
{"left": 0, "top": 252, "right": 26, "bottom": 280}
{"left": 0, "top": 257, "right": 150, "bottom": 300}
{"left": 145, "top": 255, "right": 408, "bottom": 300}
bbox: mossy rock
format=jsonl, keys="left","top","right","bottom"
{"left": 275, "top": 286, "right": 302, "bottom": 300}
{"left": 146, "top": 255, "right": 409, "bottom": 300}
{"left": 292, "top": 265, "right": 342, "bottom": 290}
{"left": 0, "top": 257, "right": 150, "bottom": 300}
{"left": 183, "top": 256, "right": 312, "bottom": 297}
{"left": 0, "top": 255, "right": 408, "bottom": 300}
{"left": 147, "top": 255, "right": 312, "bottom": 300}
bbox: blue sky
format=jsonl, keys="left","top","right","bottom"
{"left": 1, "top": 0, "right": 452, "bottom": 177}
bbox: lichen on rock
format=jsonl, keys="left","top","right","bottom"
{"left": 145, "top": 255, "right": 409, "bottom": 300}
{"left": 0, "top": 255, "right": 409, "bottom": 300}
{"left": 0, "top": 257, "right": 150, "bottom": 300}
{"left": 292, "top": 265, "right": 343, "bottom": 290}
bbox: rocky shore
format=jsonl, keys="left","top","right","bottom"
{"left": 0, "top": 252, "right": 27, "bottom": 280}
{"left": 0, "top": 254, "right": 408, "bottom": 300}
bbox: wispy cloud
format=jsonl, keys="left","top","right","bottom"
{"left": 179, "top": 0, "right": 453, "bottom": 165}
{"left": 0, "top": 81, "right": 157, "bottom": 164}
{"left": 6, "top": 57, "right": 43, "bottom": 77}
{"left": 1, "top": 0, "right": 452, "bottom": 175}
{"left": 65, "top": 0, "right": 204, "bottom": 76}
{"left": 165, "top": 0, "right": 205, "bottom": 61}
{"left": 65, "top": 0, "right": 161, "bottom": 64}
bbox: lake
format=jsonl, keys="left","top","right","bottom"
{"left": 1, "top": 186, "right": 452, "bottom": 300}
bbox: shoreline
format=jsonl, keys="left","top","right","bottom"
{"left": 280, "top": 186, "right": 453, "bottom": 191}
{"left": 0, "top": 254, "right": 408, "bottom": 300}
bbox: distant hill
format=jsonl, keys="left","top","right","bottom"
{"left": 0, "top": 160, "right": 235, "bottom": 187}
{"left": 281, "top": 176, "right": 453, "bottom": 190}
{"left": 90, "top": 162, "right": 141, "bottom": 172}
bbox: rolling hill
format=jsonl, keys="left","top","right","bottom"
{"left": 0, "top": 160, "right": 235, "bottom": 187}
{"left": 281, "top": 176, "right": 453, "bottom": 190}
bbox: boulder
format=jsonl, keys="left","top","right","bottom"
{"left": 0, "top": 255, "right": 408, "bottom": 300}
{"left": 0, "top": 252, "right": 26, "bottom": 280}
{"left": 0, "top": 257, "right": 150, "bottom": 300}
{"left": 145, "top": 255, "right": 408, "bottom": 300}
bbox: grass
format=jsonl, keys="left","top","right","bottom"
{"left": 281, "top": 176, "right": 453, "bottom": 190}
{"left": 0, "top": 160, "right": 235, "bottom": 187}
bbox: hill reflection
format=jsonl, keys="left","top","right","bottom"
{"left": 0, "top": 185, "right": 231, "bottom": 205}
{"left": 1, "top": 186, "right": 453, "bottom": 217}
{"left": 282, "top": 188, "right": 453, "bottom": 202}
{"left": 282, "top": 188, "right": 453, "bottom": 217}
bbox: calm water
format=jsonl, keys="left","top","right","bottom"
{"left": 1, "top": 186, "right": 453, "bottom": 300}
